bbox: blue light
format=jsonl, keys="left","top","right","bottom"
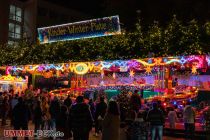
{"left": 178, "top": 105, "right": 183, "bottom": 109}
{"left": 148, "top": 59, "right": 152, "bottom": 64}
{"left": 163, "top": 58, "right": 168, "bottom": 62}
{"left": 173, "top": 101, "right": 177, "bottom": 105}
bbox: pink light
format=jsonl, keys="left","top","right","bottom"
{"left": 6, "top": 66, "right": 12, "bottom": 75}
{"left": 187, "top": 55, "right": 203, "bottom": 68}
{"left": 206, "top": 56, "right": 210, "bottom": 66}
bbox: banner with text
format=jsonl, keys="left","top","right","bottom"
{"left": 37, "top": 15, "right": 121, "bottom": 44}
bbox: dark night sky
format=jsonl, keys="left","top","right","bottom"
{"left": 34, "top": 0, "right": 210, "bottom": 29}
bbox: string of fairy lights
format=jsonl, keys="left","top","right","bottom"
{"left": 0, "top": 16, "right": 209, "bottom": 66}
{"left": 4, "top": 55, "right": 210, "bottom": 77}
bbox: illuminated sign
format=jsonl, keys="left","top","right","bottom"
{"left": 37, "top": 15, "right": 121, "bottom": 44}
{"left": 74, "top": 63, "right": 89, "bottom": 75}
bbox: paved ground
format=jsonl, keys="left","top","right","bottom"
{"left": 0, "top": 120, "right": 187, "bottom": 140}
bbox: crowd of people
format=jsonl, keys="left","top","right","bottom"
{"left": 0, "top": 88, "right": 209, "bottom": 140}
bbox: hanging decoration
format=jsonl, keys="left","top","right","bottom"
{"left": 191, "top": 66, "right": 197, "bottom": 74}
{"left": 113, "top": 72, "right": 116, "bottom": 79}
{"left": 129, "top": 70, "right": 135, "bottom": 77}
{"left": 145, "top": 66, "right": 152, "bottom": 74}
{"left": 3, "top": 55, "right": 209, "bottom": 75}
{"left": 101, "top": 70, "right": 104, "bottom": 79}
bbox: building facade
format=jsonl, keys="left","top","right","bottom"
{"left": 0, "top": 0, "right": 89, "bottom": 45}
{"left": 37, "top": 0, "right": 89, "bottom": 27}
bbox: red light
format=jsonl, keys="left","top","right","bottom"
{"left": 163, "top": 103, "right": 167, "bottom": 106}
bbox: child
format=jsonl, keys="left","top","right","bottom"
{"left": 168, "top": 108, "right": 178, "bottom": 129}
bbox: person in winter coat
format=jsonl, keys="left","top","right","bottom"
{"left": 146, "top": 102, "right": 165, "bottom": 140}
{"left": 1, "top": 96, "right": 10, "bottom": 126}
{"left": 64, "top": 95, "right": 72, "bottom": 108}
{"left": 11, "top": 94, "right": 19, "bottom": 110}
{"left": 204, "top": 106, "right": 210, "bottom": 139}
{"left": 10, "top": 94, "right": 19, "bottom": 126}
{"left": 130, "top": 90, "right": 141, "bottom": 113}
{"left": 41, "top": 98, "right": 51, "bottom": 130}
{"left": 13, "top": 97, "right": 30, "bottom": 140}
{"left": 102, "top": 101, "right": 120, "bottom": 140}
{"left": 95, "top": 97, "right": 107, "bottom": 136}
{"left": 88, "top": 99, "right": 95, "bottom": 122}
{"left": 49, "top": 96, "right": 60, "bottom": 130}
{"left": 127, "top": 112, "right": 148, "bottom": 140}
{"left": 57, "top": 105, "right": 70, "bottom": 139}
{"left": 183, "top": 102, "right": 195, "bottom": 139}
{"left": 34, "top": 101, "right": 42, "bottom": 135}
{"left": 69, "top": 96, "right": 93, "bottom": 140}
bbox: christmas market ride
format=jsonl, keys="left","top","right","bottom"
{"left": 4, "top": 55, "right": 210, "bottom": 106}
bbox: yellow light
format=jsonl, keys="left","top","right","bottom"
{"left": 129, "top": 70, "right": 135, "bottom": 77}
{"left": 74, "top": 63, "right": 89, "bottom": 75}
{"left": 145, "top": 66, "right": 152, "bottom": 74}
{"left": 191, "top": 66, "right": 197, "bottom": 74}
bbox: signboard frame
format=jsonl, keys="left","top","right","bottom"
{"left": 37, "top": 15, "right": 121, "bottom": 44}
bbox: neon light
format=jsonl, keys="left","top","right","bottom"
{"left": 180, "top": 56, "right": 187, "bottom": 64}
{"left": 112, "top": 60, "right": 128, "bottom": 67}
{"left": 54, "top": 64, "right": 64, "bottom": 71}
{"left": 148, "top": 59, "right": 153, "bottom": 64}
{"left": 45, "top": 64, "right": 56, "bottom": 70}
{"left": 206, "top": 56, "right": 210, "bottom": 66}
{"left": 5, "top": 55, "right": 209, "bottom": 75}
{"left": 163, "top": 58, "right": 168, "bottom": 63}
{"left": 0, "top": 75, "right": 26, "bottom": 82}
{"left": 129, "top": 70, "right": 135, "bottom": 77}
{"left": 6, "top": 67, "right": 12, "bottom": 75}
{"left": 145, "top": 66, "right": 152, "bottom": 74}
{"left": 38, "top": 66, "right": 44, "bottom": 72}
{"left": 135, "top": 59, "right": 155, "bottom": 66}
{"left": 187, "top": 55, "right": 203, "bottom": 68}
{"left": 165, "top": 59, "right": 181, "bottom": 64}
{"left": 101, "top": 62, "right": 112, "bottom": 69}
{"left": 191, "top": 66, "right": 197, "bottom": 74}
{"left": 74, "top": 63, "right": 89, "bottom": 75}
{"left": 154, "top": 58, "right": 163, "bottom": 65}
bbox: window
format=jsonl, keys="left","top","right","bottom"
{"left": 9, "top": 5, "right": 22, "bottom": 22}
{"left": 8, "top": 23, "right": 21, "bottom": 39}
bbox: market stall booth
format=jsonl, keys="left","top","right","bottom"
{"left": 0, "top": 74, "right": 28, "bottom": 94}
